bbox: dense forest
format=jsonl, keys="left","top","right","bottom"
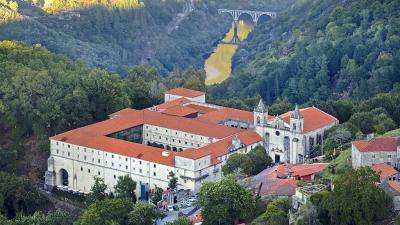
{"left": 211, "top": 0, "right": 400, "bottom": 105}
{"left": 0, "top": 0, "right": 293, "bottom": 74}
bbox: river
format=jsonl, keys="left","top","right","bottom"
{"left": 204, "top": 20, "right": 252, "bottom": 85}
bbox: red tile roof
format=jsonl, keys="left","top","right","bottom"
{"left": 279, "top": 106, "right": 338, "bottom": 133}
{"left": 162, "top": 105, "right": 198, "bottom": 117}
{"left": 154, "top": 97, "right": 191, "bottom": 110}
{"left": 388, "top": 181, "right": 400, "bottom": 193}
{"left": 371, "top": 163, "right": 398, "bottom": 181}
{"left": 352, "top": 137, "right": 400, "bottom": 152}
{"left": 108, "top": 108, "right": 137, "bottom": 118}
{"left": 185, "top": 104, "right": 218, "bottom": 114}
{"left": 165, "top": 88, "right": 205, "bottom": 98}
{"left": 259, "top": 176, "right": 297, "bottom": 196}
{"left": 142, "top": 109, "right": 240, "bottom": 139}
{"left": 290, "top": 163, "right": 329, "bottom": 177}
{"left": 275, "top": 163, "right": 328, "bottom": 178}
{"left": 196, "top": 107, "right": 257, "bottom": 124}
{"left": 51, "top": 106, "right": 254, "bottom": 166}
{"left": 176, "top": 129, "right": 263, "bottom": 162}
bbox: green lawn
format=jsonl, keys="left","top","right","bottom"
{"left": 322, "top": 148, "right": 352, "bottom": 181}
{"left": 383, "top": 128, "right": 400, "bottom": 137}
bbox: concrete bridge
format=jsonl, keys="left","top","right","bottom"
{"left": 218, "top": 9, "right": 276, "bottom": 44}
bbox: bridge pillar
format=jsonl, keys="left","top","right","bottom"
{"left": 232, "top": 20, "right": 240, "bottom": 44}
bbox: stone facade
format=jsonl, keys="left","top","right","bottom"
{"left": 351, "top": 137, "right": 400, "bottom": 169}
{"left": 254, "top": 100, "right": 338, "bottom": 164}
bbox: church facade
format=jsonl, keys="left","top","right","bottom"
{"left": 45, "top": 88, "right": 338, "bottom": 196}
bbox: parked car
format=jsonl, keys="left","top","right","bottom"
{"left": 167, "top": 205, "right": 174, "bottom": 212}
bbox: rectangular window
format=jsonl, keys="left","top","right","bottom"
{"left": 153, "top": 164, "right": 156, "bottom": 168}
{"left": 388, "top": 155, "right": 392, "bottom": 158}
{"left": 98, "top": 171, "right": 100, "bottom": 175}
{"left": 88, "top": 169, "right": 90, "bottom": 173}
{"left": 153, "top": 172, "right": 156, "bottom": 176}
{"left": 126, "top": 166, "right": 128, "bottom": 170}
{"left": 98, "top": 159, "right": 100, "bottom": 163}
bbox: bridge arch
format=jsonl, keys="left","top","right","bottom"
{"left": 256, "top": 13, "right": 274, "bottom": 24}
{"left": 218, "top": 9, "right": 276, "bottom": 25}
{"left": 237, "top": 13, "right": 254, "bottom": 25}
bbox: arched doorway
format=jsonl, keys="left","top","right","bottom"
{"left": 59, "top": 169, "right": 69, "bottom": 186}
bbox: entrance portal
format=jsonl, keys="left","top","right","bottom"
{"left": 60, "top": 169, "right": 69, "bottom": 186}
{"left": 274, "top": 154, "right": 281, "bottom": 163}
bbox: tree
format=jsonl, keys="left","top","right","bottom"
{"left": 324, "top": 167, "right": 391, "bottom": 225}
{"left": 197, "top": 177, "right": 255, "bottom": 225}
{"left": 165, "top": 217, "right": 193, "bottom": 225}
{"left": 0, "top": 147, "right": 17, "bottom": 173}
{"left": 115, "top": 175, "right": 137, "bottom": 204}
{"left": 168, "top": 172, "right": 178, "bottom": 191}
{"left": 75, "top": 198, "right": 134, "bottom": 225}
{"left": 248, "top": 146, "right": 273, "bottom": 175}
{"left": 268, "top": 98, "right": 293, "bottom": 116}
{"left": 5, "top": 210, "right": 73, "bottom": 225}
{"left": 86, "top": 177, "right": 108, "bottom": 206}
{"left": 251, "top": 198, "right": 290, "bottom": 225}
{"left": 296, "top": 203, "right": 322, "bottom": 225}
{"left": 222, "top": 153, "right": 252, "bottom": 176}
{"left": 151, "top": 187, "right": 163, "bottom": 205}
{"left": 128, "top": 202, "right": 163, "bottom": 225}
{"left": 0, "top": 172, "right": 48, "bottom": 219}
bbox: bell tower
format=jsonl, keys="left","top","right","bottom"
{"left": 290, "top": 105, "right": 303, "bottom": 133}
{"left": 254, "top": 98, "right": 268, "bottom": 127}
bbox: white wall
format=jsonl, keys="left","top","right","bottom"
{"left": 164, "top": 94, "right": 205, "bottom": 103}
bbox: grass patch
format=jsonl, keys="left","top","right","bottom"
{"left": 322, "top": 148, "right": 352, "bottom": 181}
{"left": 383, "top": 128, "right": 400, "bottom": 137}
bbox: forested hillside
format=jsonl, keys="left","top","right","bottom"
{"left": 211, "top": 0, "right": 400, "bottom": 104}
{"left": 0, "top": 0, "right": 293, "bottom": 74}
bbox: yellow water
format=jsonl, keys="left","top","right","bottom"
{"left": 205, "top": 20, "right": 252, "bottom": 85}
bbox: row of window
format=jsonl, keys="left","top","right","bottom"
{"left": 145, "top": 125, "right": 205, "bottom": 141}
{"left": 145, "top": 133, "right": 202, "bottom": 147}
{"left": 79, "top": 166, "right": 167, "bottom": 179}
{"left": 55, "top": 149, "right": 158, "bottom": 168}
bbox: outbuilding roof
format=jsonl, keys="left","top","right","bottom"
{"left": 371, "top": 163, "right": 398, "bottom": 181}
{"left": 352, "top": 137, "right": 400, "bottom": 152}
